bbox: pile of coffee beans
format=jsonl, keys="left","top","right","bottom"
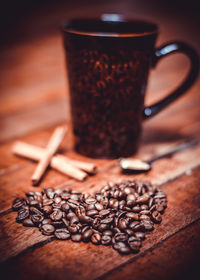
{"left": 12, "top": 180, "right": 167, "bottom": 254}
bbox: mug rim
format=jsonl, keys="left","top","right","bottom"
{"left": 62, "top": 14, "right": 159, "bottom": 38}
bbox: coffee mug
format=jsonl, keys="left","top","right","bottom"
{"left": 62, "top": 14, "right": 199, "bottom": 158}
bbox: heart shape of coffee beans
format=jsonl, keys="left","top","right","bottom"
{"left": 12, "top": 180, "right": 167, "bottom": 254}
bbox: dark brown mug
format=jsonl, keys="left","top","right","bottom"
{"left": 62, "top": 14, "right": 199, "bottom": 158}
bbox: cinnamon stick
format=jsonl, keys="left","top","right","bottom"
{"left": 13, "top": 141, "right": 89, "bottom": 181}
{"left": 31, "top": 126, "right": 67, "bottom": 185}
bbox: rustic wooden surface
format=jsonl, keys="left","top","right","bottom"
{"left": 0, "top": 1, "right": 200, "bottom": 279}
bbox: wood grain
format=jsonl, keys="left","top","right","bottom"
{"left": 0, "top": 167, "right": 200, "bottom": 278}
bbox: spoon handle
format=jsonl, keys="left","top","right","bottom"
{"left": 148, "top": 139, "right": 198, "bottom": 164}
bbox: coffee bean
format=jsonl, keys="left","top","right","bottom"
{"left": 124, "top": 187, "right": 133, "bottom": 195}
{"left": 128, "top": 236, "right": 141, "bottom": 252}
{"left": 134, "top": 232, "right": 145, "bottom": 240}
{"left": 68, "top": 224, "right": 79, "bottom": 233}
{"left": 43, "top": 199, "right": 53, "bottom": 206}
{"left": 50, "top": 209, "right": 63, "bottom": 221}
{"left": 101, "top": 217, "right": 113, "bottom": 224}
{"left": 70, "top": 215, "right": 79, "bottom": 224}
{"left": 91, "top": 233, "right": 101, "bottom": 244}
{"left": 126, "top": 194, "right": 136, "bottom": 207}
{"left": 31, "top": 214, "right": 44, "bottom": 224}
{"left": 41, "top": 224, "right": 55, "bottom": 235}
{"left": 46, "top": 189, "right": 55, "bottom": 199}
{"left": 55, "top": 228, "right": 71, "bottom": 240}
{"left": 98, "top": 223, "right": 109, "bottom": 232}
{"left": 70, "top": 194, "right": 79, "bottom": 201}
{"left": 113, "top": 242, "right": 131, "bottom": 254}
{"left": 92, "top": 217, "right": 101, "bottom": 228}
{"left": 23, "top": 218, "right": 35, "bottom": 227}
{"left": 54, "top": 196, "right": 62, "bottom": 204}
{"left": 136, "top": 193, "right": 150, "bottom": 204}
{"left": 103, "top": 230, "right": 113, "bottom": 236}
{"left": 132, "top": 205, "right": 141, "bottom": 213}
{"left": 67, "top": 199, "right": 80, "bottom": 209}
{"left": 141, "top": 220, "right": 154, "bottom": 231}
{"left": 95, "top": 203, "right": 104, "bottom": 211}
{"left": 87, "top": 210, "right": 99, "bottom": 217}
{"left": 61, "top": 192, "right": 71, "bottom": 200}
{"left": 118, "top": 218, "right": 128, "bottom": 230}
{"left": 109, "top": 198, "right": 119, "bottom": 209}
{"left": 83, "top": 229, "right": 93, "bottom": 241}
{"left": 75, "top": 206, "right": 86, "bottom": 217}
{"left": 85, "top": 197, "right": 97, "bottom": 205}
{"left": 99, "top": 209, "right": 110, "bottom": 217}
{"left": 43, "top": 205, "right": 53, "bottom": 215}
{"left": 79, "top": 215, "right": 93, "bottom": 224}
{"left": 16, "top": 206, "right": 29, "bottom": 222}
{"left": 101, "top": 235, "right": 111, "bottom": 245}
{"left": 140, "top": 214, "right": 150, "bottom": 221}
{"left": 126, "top": 212, "right": 139, "bottom": 220}
{"left": 114, "top": 232, "right": 128, "bottom": 242}
{"left": 71, "top": 234, "right": 82, "bottom": 242}
{"left": 151, "top": 211, "right": 162, "bottom": 223}
{"left": 125, "top": 229, "right": 134, "bottom": 236}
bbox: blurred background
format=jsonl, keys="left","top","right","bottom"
{"left": 0, "top": 0, "right": 199, "bottom": 142}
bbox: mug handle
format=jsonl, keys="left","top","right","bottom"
{"left": 143, "top": 41, "right": 199, "bottom": 119}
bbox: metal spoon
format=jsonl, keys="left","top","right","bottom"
{"left": 120, "top": 139, "right": 198, "bottom": 173}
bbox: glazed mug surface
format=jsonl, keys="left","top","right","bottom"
{"left": 62, "top": 14, "right": 199, "bottom": 158}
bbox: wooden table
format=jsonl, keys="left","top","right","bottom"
{"left": 0, "top": 2, "right": 200, "bottom": 279}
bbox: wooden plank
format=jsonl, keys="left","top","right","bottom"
{"left": 0, "top": 167, "right": 200, "bottom": 278}
{"left": 100, "top": 220, "right": 200, "bottom": 280}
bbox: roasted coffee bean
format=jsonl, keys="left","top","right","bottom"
{"left": 12, "top": 198, "right": 26, "bottom": 210}
{"left": 140, "top": 214, "right": 150, "bottom": 221}
{"left": 112, "top": 227, "right": 122, "bottom": 234}
{"left": 128, "top": 236, "right": 141, "bottom": 252}
{"left": 134, "top": 232, "right": 145, "bottom": 240}
{"left": 61, "top": 202, "right": 70, "bottom": 213}
{"left": 99, "top": 209, "right": 110, "bottom": 217}
{"left": 132, "top": 205, "right": 140, "bottom": 213}
{"left": 41, "top": 224, "right": 55, "bottom": 235}
{"left": 92, "top": 217, "right": 101, "bottom": 228}
{"left": 101, "top": 217, "right": 113, "bottom": 224}
{"left": 67, "top": 199, "right": 80, "bottom": 209}
{"left": 75, "top": 206, "right": 86, "bottom": 217}
{"left": 70, "top": 194, "right": 79, "bottom": 201}
{"left": 85, "top": 197, "right": 97, "bottom": 205}
{"left": 140, "top": 204, "right": 149, "bottom": 211}
{"left": 83, "top": 229, "right": 93, "bottom": 241}
{"left": 124, "top": 187, "right": 133, "bottom": 195}
{"left": 70, "top": 215, "right": 79, "bottom": 224}
{"left": 118, "top": 218, "right": 128, "bottom": 230}
{"left": 140, "top": 210, "right": 150, "bottom": 215}
{"left": 16, "top": 206, "right": 29, "bottom": 222}
{"left": 136, "top": 193, "right": 150, "bottom": 204}
{"left": 68, "top": 224, "right": 79, "bottom": 233}
{"left": 98, "top": 223, "right": 109, "bottom": 232}
{"left": 103, "top": 230, "right": 113, "bottom": 236}
{"left": 79, "top": 215, "right": 93, "bottom": 224}
{"left": 71, "top": 234, "right": 82, "bottom": 242}
{"left": 55, "top": 228, "right": 71, "bottom": 240}
{"left": 31, "top": 214, "right": 44, "bottom": 224}
{"left": 62, "top": 218, "right": 69, "bottom": 227}
{"left": 94, "top": 203, "right": 104, "bottom": 211}
{"left": 50, "top": 209, "right": 63, "bottom": 221}
{"left": 82, "top": 225, "right": 90, "bottom": 233}
{"left": 54, "top": 196, "right": 62, "bottom": 204}
{"left": 43, "top": 205, "right": 53, "bottom": 215}
{"left": 113, "top": 242, "right": 131, "bottom": 254}
{"left": 151, "top": 211, "right": 162, "bottom": 223}
{"left": 43, "top": 199, "right": 53, "bottom": 206}
{"left": 91, "top": 233, "right": 101, "bottom": 244}
{"left": 87, "top": 210, "right": 99, "bottom": 216}
{"left": 126, "top": 194, "right": 136, "bottom": 207}
{"left": 29, "top": 207, "right": 43, "bottom": 215}
{"left": 101, "top": 235, "right": 111, "bottom": 245}
{"left": 61, "top": 192, "right": 71, "bottom": 200}
{"left": 86, "top": 204, "right": 96, "bottom": 211}
{"left": 126, "top": 212, "right": 139, "bottom": 220}
{"left": 114, "top": 232, "right": 128, "bottom": 242}
{"left": 41, "top": 218, "right": 51, "bottom": 225}
{"left": 46, "top": 189, "right": 55, "bottom": 199}
{"left": 141, "top": 220, "right": 154, "bottom": 231}
{"left": 28, "top": 200, "right": 39, "bottom": 207}
{"left": 125, "top": 229, "right": 134, "bottom": 236}
{"left": 23, "top": 218, "right": 35, "bottom": 227}
{"left": 109, "top": 198, "right": 119, "bottom": 209}
{"left": 66, "top": 211, "right": 76, "bottom": 220}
